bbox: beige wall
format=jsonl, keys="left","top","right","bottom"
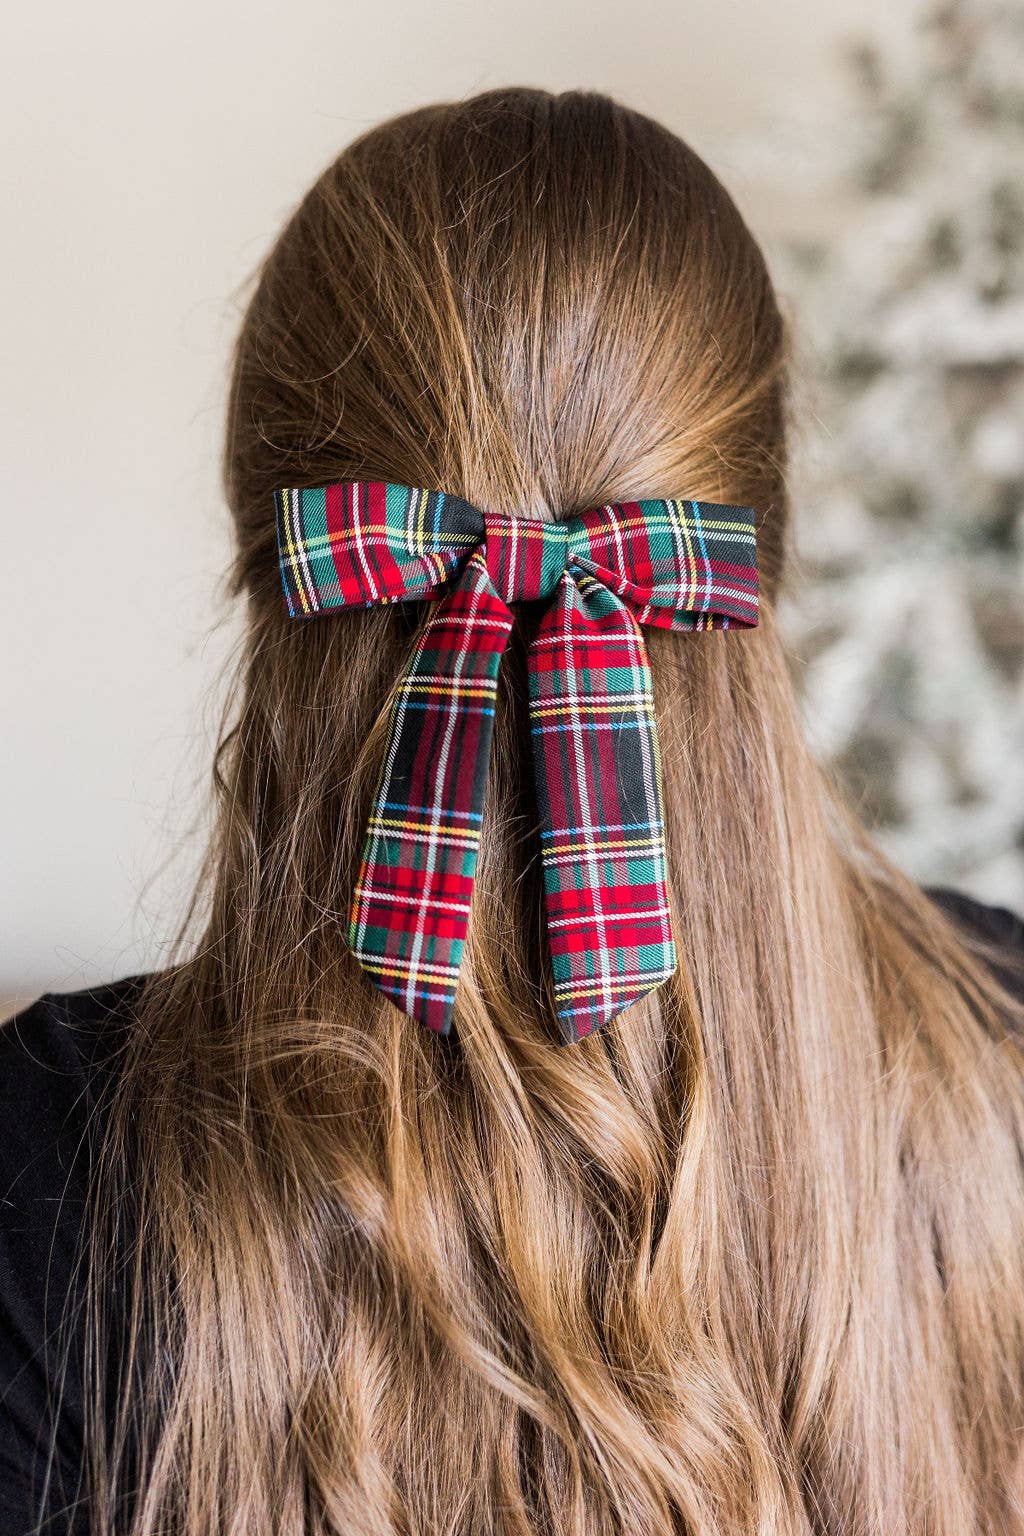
{"left": 1, "top": 0, "right": 912, "bottom": 1009}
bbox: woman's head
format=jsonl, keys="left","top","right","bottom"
{"left": 83, "top": 88, "right": 1024, "bottom": 1536}
{"left": 225, "top": 87, "right": 788, "bottom": 598}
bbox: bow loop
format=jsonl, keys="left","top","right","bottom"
{"left": 567, "top": 499, "right": 759, "bottom": 629}
{"left": 275, "top": 481, "right": 482, "bottom": 616}
{"left": 274, "top": 480, "right": 759, "bottom": 1042}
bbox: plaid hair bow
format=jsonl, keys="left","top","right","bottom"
{"left": 275, "top": 481, "right": 758, "bottom": 1043}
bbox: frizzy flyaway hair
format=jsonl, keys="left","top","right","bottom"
{"left": 72, "top": 88, "right": 1024, "bottom": 1534}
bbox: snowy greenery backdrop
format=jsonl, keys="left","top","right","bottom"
{"left": 764, "top": 0, "right": 1024, "bottom": 910}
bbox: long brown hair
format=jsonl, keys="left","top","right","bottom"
{"left": 80, "top": 87, "right": 1024, "bottom": 1534}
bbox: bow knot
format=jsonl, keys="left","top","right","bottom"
{"left": 274, "top": 480, "right": 758, "bottom": 1043}
{"left": 482, "top": 512, "right": 569, "bottom": 603}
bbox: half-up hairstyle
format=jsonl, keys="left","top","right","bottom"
{"left": 73, "top": 87, "right": 1024, "bottom": 1535}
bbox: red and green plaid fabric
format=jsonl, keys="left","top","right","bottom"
{"left": 274, "top": 481, "right": 759, "bottom": 1043}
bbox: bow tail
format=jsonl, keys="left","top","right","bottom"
{"left": 347, "top": 550, "right": 514, "bottom": 1035}
{"left": 527, "top": 570, "right": 678, "bottom": 1042}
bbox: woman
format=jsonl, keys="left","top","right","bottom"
{"left": 3, "top": 87, "right": 1024, "bottom": 1536}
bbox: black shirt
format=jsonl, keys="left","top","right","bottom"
{"left": 2, "top": 887, "right": 1023, "bottom": 1536}
{"left": 0, "top": 972, "right": 146, "bottom": 1536}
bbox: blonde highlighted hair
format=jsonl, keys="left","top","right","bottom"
{"left": 81, "top": 88, "right": 1024, "bottom": 1533}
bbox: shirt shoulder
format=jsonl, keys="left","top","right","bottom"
{"left": 925, "top": 884, "right": 1024, "bottom": 1006}
{"left": 0, "top": 974, "right": 147, "bottom": 1234}
{"left": 0, "top": 974, "right": 148, "bottom": 1536}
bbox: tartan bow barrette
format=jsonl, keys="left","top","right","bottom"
{"left": 274, "top": 480, "right": 759, "bottom": 1043}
